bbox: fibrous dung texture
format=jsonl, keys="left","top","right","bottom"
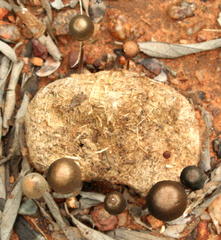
{"left": 25, "top": 70, "right": 200, "bottom": 195}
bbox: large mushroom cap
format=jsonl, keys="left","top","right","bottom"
{"left": 25, "top": 70, "right": 200, "bottom": 195}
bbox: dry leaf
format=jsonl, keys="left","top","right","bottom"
{"left": 82, "top": 0, "right": 89, "bottom": 16}
{"left": 154, "top": 71, "right": 168, "bottom": 83}
{"left": 36, "top": 57, "right": 60, "bottom": 77}
{"left": 13, "top": 5, "right": 46, "bottom": 38}
{"left": 65, "top": 203, "right": 116, "bottom": 240}
{"left": 14, "top": 215, "right": 46, "bottom": 240}
{"left": 208, "top": 195, "right": 221, "bottom": 234}
{"left": 0, "top": 40, "right": 17, "bottom": 62}
{"left": 41, "top": 0, "right": 52, "bottom": 22}
{"left": 108, "top": 228, "right": 174, "bottom": 240}
{"left": 43, "top": 192, "right": 81, "bottom": 240}
{"left": 38, "top": 35, "right": 62, "bottom": 61}
{"left": 217, "top": 12, "right": 221, "bottom": 27}
{"left": 0, "top": 0, "right": 12, "bottom": 10}
{"left": 51, "top": 0, "right": 65, "bottom": 10}
{"left": 0, "top": 179, "right": 22, "bottom": 240}
{"left": 138, "top": 39, "right": 221, "bottom": 58}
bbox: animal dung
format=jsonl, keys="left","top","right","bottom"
{"left": 25, "top": 70, "right": 200, "bottom": 195}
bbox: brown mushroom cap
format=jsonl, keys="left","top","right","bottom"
{"left": 69, "top": 14, "right": 94, "bottom": 41}
{"left": 123, "top": 40, "right": 139, "bottom": 58}
{"left": 147, "top": 180, "right": 187, "bottom": 221}
{"left": 46, "top": 158, "right": 82, "bottom": 194}
{"left": 104, "top": 191, "right": 127, "bottom": 215}
{"left": 22, "top": 173, "right": 49, "bottom": 199}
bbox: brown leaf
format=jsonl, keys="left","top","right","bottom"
{"left": 91, "top": 205, "right": 118, "bottom": 231}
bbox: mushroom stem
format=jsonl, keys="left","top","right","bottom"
{"left": 78, "top": 41, "right": 84, "bottom": 74}
{"left": 79, "top": 0, "right": 83, "bottom": 15}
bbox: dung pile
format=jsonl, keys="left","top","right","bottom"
{"left": 25, "top": 70, "right": 200, "bottom": 195}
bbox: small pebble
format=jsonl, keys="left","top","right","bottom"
{"left": 117, "top": 211, "right": 129, "bottom": 227}
{"left": 0, "top": 23, "right": 21, "bottom": 42}
{"left": 32, "top": 39, "right": 48, "bottom": 59}
{"left": 168, "top": 1, "right": 196, "bottom": 20}
{"left": 197, "top": 91, "right": 206, "bottom": 101}
{"left": 18, "top": 199, "right": 38, "bottom": 216}
{"left": 0, "top": 8, "right": 9, "bottom": 20}
{"left": 107, "top": 9, "right": 131, "bottom": 41}
{"left": 146, "top": 215, "right": 164, "bottom": 229}
{"left": 213, "top": 138, "right": 221, "bottom": 158}
{"left": 139, "top": 58, "right": 164, "bottom": 75}
{"left": 187, "top": 22, "right": 205, "bottom": 35}
{"left": 30, "top": 57, "right": 44, "bottom": 66}
{"left": 52, "top": 9, "right": 77, "bottom": 36}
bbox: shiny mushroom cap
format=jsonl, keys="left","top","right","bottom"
{"left": 46, "top": 158, "right": 82, "bottom": 194}
{"left": 146, "top": 180, "right": 187, "bottom": 221}
{"left": 69, "top": 14, "right": 94, "bottom": 41}
{"left": 104, "top": 191, "right": 127, "bottom": 215}
{"left": 22, "top": 173, "right": 49, "bottom": 199}
{"left": 180, "top": 165, "right": 206, "bottom": 190}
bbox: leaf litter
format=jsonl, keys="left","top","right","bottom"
{"left": 0, "top": 0, "right": 221, "bottom": 240}
{"left": 138, "top": 39, "right": 221, "bottom": 58}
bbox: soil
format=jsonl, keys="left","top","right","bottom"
{"left": 4, "top": 0, "right": 221, "bottom": 239}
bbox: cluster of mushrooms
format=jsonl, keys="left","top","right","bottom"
{"left": 22, "top": 13, "right": 206, "bottom": 223}
{"left": 22, "top": 157, "right": 206, "bottom": 222}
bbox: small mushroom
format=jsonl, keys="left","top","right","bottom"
{"left": 22, "top": 173, "right": 49, "bottom": 199}
{"left": 46, "top": 158, "right": 82, "bottom": 194}
{"left": 180, "top": 165, "right": 206, "bottom": 190}
{"left": 146, "top": 180, "right": 187, "bottom": 221}
{"left": 123, "top": 40, "right": 139, "bottom": 58}
{"left": 69, "top": 14, "right": 94, "bottom": 41}
{"left": 104, "top": 191, "right": 127, "bottom": 215}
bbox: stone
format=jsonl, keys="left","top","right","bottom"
{"left": 25, "top": 70, "right": 200, "bottom": 195}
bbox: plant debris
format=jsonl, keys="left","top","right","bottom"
{"left": 0, "top": 0, "right": 221, "bottom": 239}
{"left": 138, "top": 39, "right": 221, "bottom": 59}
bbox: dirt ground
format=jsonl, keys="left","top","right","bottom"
{"left": 3, "top": 0, "right": 221, "bottom": 239}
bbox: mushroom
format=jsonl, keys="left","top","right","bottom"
{"left": 123, "top": 40, "right": 139, "bottom": 58}
{"left": 22, "top": 173, "right": 49, "bottom": 199}
{"left": 104, "top": 191, "right": 127, "bottom": 215}
{"left": 146, "top": 180, "right": 187, "bottom": 221}
{"left": 180, "top": 165, "right": 206, "bottom": 190}
{"left": 46, "top": 158, "right": 82, "bottom": 195}
{"left": 69, "top": 14, "right": 94, "bottom": 41}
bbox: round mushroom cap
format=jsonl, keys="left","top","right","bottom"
{"left": 25, "top": 70, "right": 200, "bottom": 195}
{"left": 104, "top": 191, "right": 127, "bottom": 215}
{"left": 22, "top": 173, "right": 49, "bottom": 199}
{"left": 147, "top": 180, "right": 187, "bottom": 221}
{"left": 180, "top": 165, "right": 206, "bottom": 190}
{"left": 123, "top": 40, "right": 139, "bottom": 58}
{"left": 46, "top": 158, "right": 82, "bottom": 194}
{"left": 69, "top": 14, "right": 94, "bottom": 41}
